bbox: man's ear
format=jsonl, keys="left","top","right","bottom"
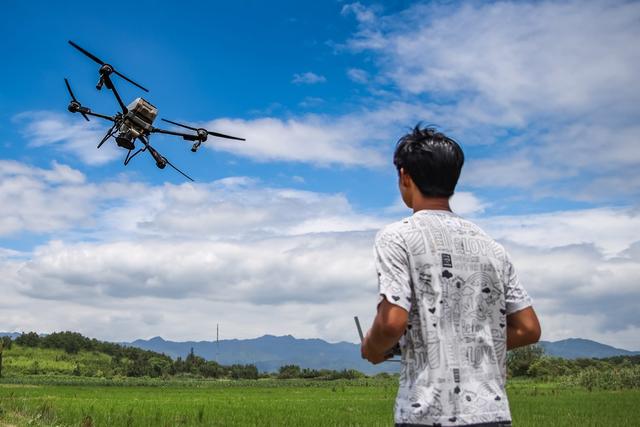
{"left": 399, "top": 168, "right": 412, "bottom": 188}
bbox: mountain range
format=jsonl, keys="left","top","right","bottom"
{"left": 2, "top": 332, "right": 637, "bottom": 374}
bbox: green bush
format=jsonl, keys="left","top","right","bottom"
{"left": 576, "top": 366, "right": 640, "bottom": 390}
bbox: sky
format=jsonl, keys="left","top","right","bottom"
{"left": 1, "top": 0, "right": 639, "bottom": 350}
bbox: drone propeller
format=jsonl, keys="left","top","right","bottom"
{"left": 64, "top": 78, "right": 90, "bottom": 121}
{"left": 68, "top": 41, "right": 149, "bottom": 92}
{"left": 161, "top": 118, "right": 245, "bottom": 141}
{"left": 146, "top": 144, "right": 194, "bottom": 181}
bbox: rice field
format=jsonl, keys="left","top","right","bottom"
{"left": 0, "top": 378, "right": 638, "bottom": 426}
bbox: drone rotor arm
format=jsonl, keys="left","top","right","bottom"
{"left": 150, "top": 127, "right": 200, "bottom": 141}
{"left": 81, "top": 110, "right": 117, "bottom": 122}
{"left": 161, "top": 119, "right": 245, "bottom": 141}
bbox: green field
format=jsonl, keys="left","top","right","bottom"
{"left": 1, "top": 378, "right": 639, "bottom": 427}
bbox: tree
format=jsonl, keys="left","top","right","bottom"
{"left": 507, "top": 344, "right": 544, "bottom": 377}
{"left": 278, "top": 364, "right": 301, "bottom": 379}
{"left": 15, "top": 332, "right": 40, "bottom": 347}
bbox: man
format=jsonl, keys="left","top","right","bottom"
{"left": 361, "top": 125, "right": 541, "bottom": 427}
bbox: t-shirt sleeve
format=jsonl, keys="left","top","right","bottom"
{"left": 503, "top": 251, "right": 533, "bottom": 315}
{"left": 374, "top": 228, "right": 412, "bottom": 312}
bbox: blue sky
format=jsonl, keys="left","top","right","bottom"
{"left": 1, "top": 1, "right": 639, "bottom": 349}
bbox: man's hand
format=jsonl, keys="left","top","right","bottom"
{"left": 361, "top": 333, "right": 394, "bottom": 364}
{"left": 361, "top": 298, "right": 408, "bottom": 364}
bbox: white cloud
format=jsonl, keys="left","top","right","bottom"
{"left": 341, "top": 2, "right": 377, "bottom": 24}
{"left": 0, "top": 161, "right": 96, "bottom": 236}
{"left": 385, "top": 191, "right": 488, "bottom": 218}
{"left": 1, "top": 161, "right": 639, "bottom": 348}
{"left": 347, "top": 1, "right": 640, "bottom": 122}
{"left": 201, "top": 115, "right": 386, "bottom": 166}
{"left": 15, "top": 111, "right": 120, "bottom": 165}
{"left": 479, "top": 207, "right": 640, "bottom": 257}
{"left": 346, "top": 68, "right": 369, "bottom": 84}
{"left": 450, "top": 191, "right": 488, "bottom": 217}
{"left": 342, "top": 1, "right": 640, "bottom": 199}
{"left": 292, "top": 72, "right": 327, "bottom": 85}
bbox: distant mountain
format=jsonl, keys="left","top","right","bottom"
{"left": 0, "top": 332, "right": 21, "bottom": 340}
{"left": 125, "top": 335, "right": 640, "bottom": 373}
{"left": 4, "top": 331, "right": 638, "bottom": 371}
{"left": 125, "top": 334, "right": 398, "bottom": 375}
{"left": 539, "top": 338, "right": 640, "bottom": 359}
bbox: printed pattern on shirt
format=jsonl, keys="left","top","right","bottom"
{"left": 375, "top": 211, "right": 532, "bottom": 426}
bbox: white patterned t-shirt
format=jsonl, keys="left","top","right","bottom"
{"left": 375, "top": 210, "right": 532, "bottom": 426}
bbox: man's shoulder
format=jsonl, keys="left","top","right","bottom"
{"left": 376, "top": 216, "right": 415, "bottom": 239}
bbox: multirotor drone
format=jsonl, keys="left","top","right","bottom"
{"left": 64, "top": 40, "right": 245, "bottom": 181}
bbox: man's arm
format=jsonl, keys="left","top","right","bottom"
{"left": 362, "top": 299, "right": 408, "bottom": 364}
{"left": 506, "top": 306, "right": 541, "bottom": 350}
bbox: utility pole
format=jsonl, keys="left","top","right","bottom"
{"left": 0, "top": 340, "right": 4, "bottom": 378}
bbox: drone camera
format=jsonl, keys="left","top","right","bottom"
{"left": 191, "top": 141, "right": 202, "bottom": 152}
{"left": 115, "top": 130, "right": 136, "bottom": 150}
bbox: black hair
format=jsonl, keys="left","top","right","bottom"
{"left": 393, "top": 124, "right": 464, "bottom": 197}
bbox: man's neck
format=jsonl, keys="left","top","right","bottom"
{"left": 411, "top": 196, "right": 452, "bottom": 213}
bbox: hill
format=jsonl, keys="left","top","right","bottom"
{"left": 539, "top": 338, "right": 640, "bottom": 359}
{"left": 125, "top": 334, "right": 397, "bottom": 375}
{"left": 125, "top": 335, "right": 640, "bottom": 373}
{"left": 4, "top": 332, "right": 638, "bottom": 373}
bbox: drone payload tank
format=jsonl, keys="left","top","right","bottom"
{"left": 115, "top": 98, "right": 158, "bottom": 150}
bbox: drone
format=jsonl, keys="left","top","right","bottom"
{"left": 64, "top": 40, "right": 245, "bottom": 181}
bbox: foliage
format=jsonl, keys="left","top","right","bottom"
{"left": 507, "top": 344, "right": 545, "bottom": 377}
{"left": 574, "top": 366, "right": 640, "bottom": 391}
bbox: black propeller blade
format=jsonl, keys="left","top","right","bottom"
{"left": 68, "top": 40, "right": 104, "bottom": 65}
{"left": 68, "top": 41, "right": 149, "bottom": 92}
{"left": 161, "top": 118, "right": 245, "bottom": 141}
{"left": 112, "top": 69, "right": 149, "bottom": 93}
{"left": 146, "top": 144, "right": 194, "bottom": 181}
{"left": 64, "top": 78, "right": 90, "bottom": 121}
{"left": 165, "top": 158, "right": 195, "bottom": 182}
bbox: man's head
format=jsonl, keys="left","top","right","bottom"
{"left": 393, "top": 125, "right": 464, "bottom": 208}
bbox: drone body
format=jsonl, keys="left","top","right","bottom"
{"left": 64, "top": 41, "right": 245, "bottom": 181}
{"left": 116, "top": 98, "right": 158, "bottom": 150}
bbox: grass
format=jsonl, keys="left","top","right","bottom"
{"left": 0, "top": 378, "right": 638, "bottom": 426}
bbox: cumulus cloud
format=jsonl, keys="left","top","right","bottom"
{"left": 479, "top": 207, "right": 640, "bottom": 257}
{"left": 15, "top": 111, "right": 120, "bottom": 165}
{"left": 346, "top": 1, "right": 640, "bottom": 122}
{"left": 292, "top": 72, "right": 327, "bottom": 85}
{"left": 15, "top": 233, "right": 375, "bottom": 305}
{"left": 201, "top": 114, "right": 389, "bottom": 166}
{"left": 0, "top": 161, "right": 95, "bottom": 236}
{"left": 0, "top": 163, "right": 638, "bottom": 348}
{"left": 342, "top": 1, "right": 640, "bottom": 199}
